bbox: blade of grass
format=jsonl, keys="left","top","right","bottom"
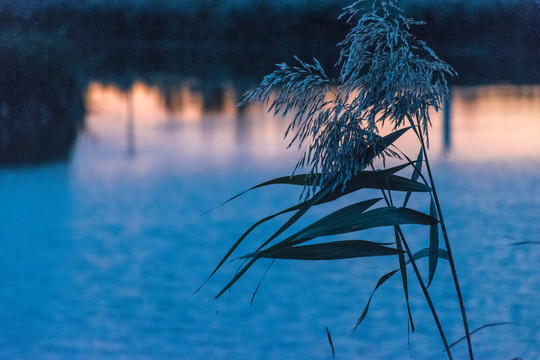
{"left": 207, "top": 167, "right": 422, "bottom": 295}
{"left": 253, "top": 206, "right": 438, "bottom": 260}
{"left": 212, "top": 161, "right": 417, "bottom": 214}
{"left": 250, "top": 259, "right": 275, "bottom": 305}
{"left": 372, "top": 174, "right": 431, "bottom": 192}
{"left": 203, "top": 204, "right": 299, "bottom": 285}
{"left": 447, "top": 322, "right": 512, "bottom": 350}
{"left": 246, "top": 198, "right": 383, "bottom": 259}
{"left": 509, "top": 241, "right": 540, "bottom": 246}
{"left": 207, "top": 128, "right": 411, "bottom": 215}
{"left": 293, "top": 206, "right": 438, "bottom": 242}
{"left": 352, "top": 268, "right": 399, "bottom": 332}
{"left": 216, "top": 257, "right": 258, "bottom": 299}
{"left": 351, "top": 247, "right": 450, "bottom": 332}
{"left": 201, "top": 173, "right": 427, "bottom": 294}
{"left": 326, "top": 326, "right": 335, "bottom": 359}
{"left": 396, "top": 226, "right": 453, "bottom": 359}
{"left": 206, "top": 163, "right": 415, "bottom": 287}
{"left": 407, "top": 248, "right": 449, "bottom": 264}
{"left": 205, "top": 173, "right": 314, "bottom": 213}
{"left": 378, "top": 127, "right": 411, "bottom": 155}
{"left": 253, "top": 178, "right": 338, "bottom": 252}
{"left": 411, "top": 114, "right": 474, "bottom": 359}
{"left": 428, "top": 198, "right": 439, "bottom": 286}
{"left": 215, "top": 179, "right": 336, "bottom": 298}
{"left": 364, "top": 127, "right": 412, "bottom": 164}
{"left": 394, "top": 225, "right": 415, "bottom": 333}
{"left": 241, "top": 240, "right": 403, "bottom": 260}
{"left": 403, "top": 147, "right": 424, "bottom": 207}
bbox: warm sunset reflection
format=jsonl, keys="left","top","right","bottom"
{"left": 84, "top": 82, "right": 540, "bottom": 166}
{"left": 87, "top": 81, "right": 240, "bottom": 123}
{"left": 159, "top": 84, "right": 204, "bottom": 121}
{"left": 83, "top": 81, "right": 295, "bottom": 169}
{"left": 450, "top": 86, "right": 540, "bottom": 161}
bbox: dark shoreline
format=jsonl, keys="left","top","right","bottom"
{"left": 1, "top": 0, "right": 539, "bottom": 87}
{"left": 0, "top": 0, "right": 538, "bottom": 165}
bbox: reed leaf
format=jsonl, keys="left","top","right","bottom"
{"left": 353, "top": 268, "right": 399, "bottom": 331}
{"left": 209, "top": 0, "right": 470, "bottom": 356}
{"left": 224, "top": 162, "right": 428, "bottom": 206}
{"left": 447, "top": 322, "right": 512, "bottom": 349}
{"left": 378, "top": 127, "right": 410, "bottom": 154}
{"left": 213, "top": 174, "right": 315, "bottom": 207}
{"left": 215, "top": 257, "right": 257, "bottom": 299}
{"left": 338, "top": 161, "right": 422, "bottom": 193}
{"left": 372, "top": 175, "right": 431, "bottom": 192}
{"left": 407, "top": 248, "right": 449, "bottom": 265}
{"left": 243, "top": 197, "right": 382, "bottom": 260}
{"left": 215, "top": 179, "right": 337, "bottom": 299}
{"left": 394, "top": 226, "right": 414, "bottom": 332}
{"left": 206, "top": 161, "right": 423, "bottom": 290}
{"left": 509, "top": 241, "right": 540, "bottom": 246}
{"left": 403, "top": 147, "right": 424, "bottom": 207}
{"left": 354, "top": 247, "right": 449, "bottom": 330}
{"left": 292, "top": 206, "right": 438, "bottom": 242}
{"left": 254, "top": 206, "right": 439, "bottom": 263}
{"left": 241, "top": 240, "right": 403, "bottom": 260}
{"left": 210, "top": 127, "right": 412, "bottom": 213}
{"left": 428, "top": 198, "right": 439, "bottom": 286}
{"left": 361, "top": 126, "right": 411, "bottom": 166}
{"left": 326, "top": 326, "right": 335, "bottom": 359}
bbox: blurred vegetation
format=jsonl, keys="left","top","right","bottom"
{"left": 0, "top": 0, "right": 538, "bottom": 164}
{"left": 1, "top": 0, "right": 538, "bottom": 87}
{"left": 0, "top": 28, "right": 85, "bottom": 165}
{"left": 403, "top": 0, "right": 540, "bottom": 84}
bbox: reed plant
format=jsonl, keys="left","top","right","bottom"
{"left": 206, "top": 0, "right": 474, "bottom": 358}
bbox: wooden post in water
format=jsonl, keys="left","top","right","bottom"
{"left": 126, "top": 88, "right": 136, "bottom": 157}
{"left": 443, "top": 88, "right": 452, "bottom": 151}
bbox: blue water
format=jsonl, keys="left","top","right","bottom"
{"left": 1, "top": 85, "right": 540, "bottom": 359}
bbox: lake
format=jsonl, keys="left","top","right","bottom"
{"left": 1, "top": 82, "right": 539, "bottom": 359}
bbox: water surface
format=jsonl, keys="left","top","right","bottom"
{"left": 1, "top": 83, "right": 539, "bottom": 359}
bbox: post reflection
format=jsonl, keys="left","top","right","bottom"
{"left": 450, "top": 86, "right": 540, "bottom": 161}
{"left": 84, "top": 82, "right": 540, "bottom": 169}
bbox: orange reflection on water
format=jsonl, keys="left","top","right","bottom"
{"left": 159, "top": 84, "right": 203, "bottom": 121}
{"left": 83, "top": 81, "right": 295, "bottom": 168}
{"left": 86, "top": 81, "right": 204, "bottom": 125}
{"left": 449, "top": 86, "right": 540, "bottom": 161}
{"left": 84, "top": 82, "right": 540, "bottom": 165}
{"left": 86, "top": 81, "right": 240, "bottom": 124}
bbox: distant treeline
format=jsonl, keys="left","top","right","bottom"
{"left": 0, "top": 0, "right": 538, "bottom": 164}
{"left": 1, "top": 0, "right": 539, "bottom": 85}
{"left": 404, "top": 0, "right": 540, "bottom": 84}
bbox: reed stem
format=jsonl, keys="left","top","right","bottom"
{"left": 395, "top": 226, "right": 453, "bottom": 359}
{"left": 414, "top": 119, "right": 474, "bottom": 360}
{"left": 381, "top": 184, "right": 453, "bottom": 358}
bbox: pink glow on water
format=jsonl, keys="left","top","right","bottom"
{"left": 84, "top": 83, "right": 540, "bottom": 169}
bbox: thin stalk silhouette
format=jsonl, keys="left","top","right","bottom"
{"left": 396, "top": 226, "right": 453, "bottom": 359}
{"left": 378, "top": 184, "right": 453, "bottom": 359}
{"left": 409, "top": 114, "right": 474, "bottom": 359}
{"left": 206, "top": 1, "right": 475, "bottom": 357}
